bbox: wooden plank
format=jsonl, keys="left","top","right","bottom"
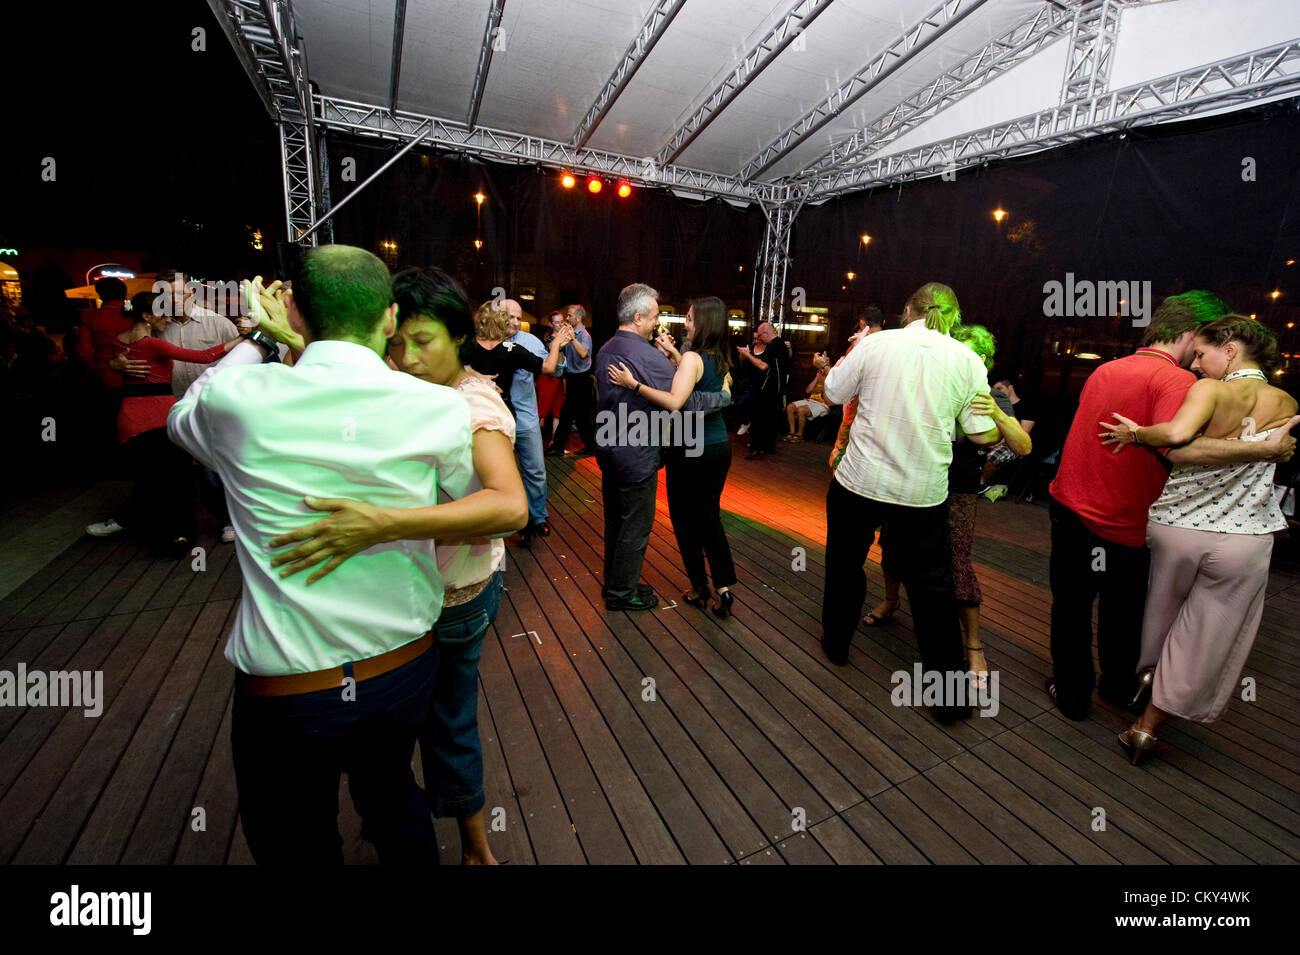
{"left": 173, "top": 690, "right": 240, "bottom": 864}
{"left": 897, "top": 773, "right": 1024, "bottom": 864}
{"left": 519, "top": 539, "right": 754, "bottom": 862}
{"left": 10, "top": 604, "right": 200, "bottom": 863}
{"left": 808, "top": 812, "right": 882, "bottom": 864}
{"left": 120, "top": 601, "right": 239, "bottom": 864}
{"left": 869, "top": 786, "right": 978, "bottom": 865}
{"left": 474, "top": 608, "right": 588, "bottom": 864}
{"left": 501, "top": 543, "right": 688, "bottom": 864}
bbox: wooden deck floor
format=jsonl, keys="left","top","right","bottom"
{"left": 2, "top": 437, "right": 1298, "bottom": 865}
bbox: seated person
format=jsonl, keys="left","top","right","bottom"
{"left": 785, "top": 350, "right": 833, "bottom": 442}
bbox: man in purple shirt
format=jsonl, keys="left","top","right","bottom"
{"left": 593, "top": 283, "right": 730, "bottom": 611}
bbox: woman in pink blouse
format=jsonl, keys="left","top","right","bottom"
{"left": 263, "top": 269, "right": 528, "bottom": 864}
{"left": 86, "top": 292, "right": 241, "bottom": 553}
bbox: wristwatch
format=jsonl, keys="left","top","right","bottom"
{"left": 243, "top": 329, "right": 280, "bottom": 361}
{"left": 634, "top": 382, "right": 642, "bottom": 394}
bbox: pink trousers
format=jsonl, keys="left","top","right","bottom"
{"left": 1140, "top": 521, "right": 1272, "bottom": 722}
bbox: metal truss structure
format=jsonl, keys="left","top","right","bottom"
{"left": 571, "top": 0, "right": 687, "bottom": 149}
{"left": 656, "top": 0, "right": 834, "bottom": 166}
{"left": 795, "top": 0, "right": 1076, "bottom": 180}
{"left": 207, "top": 0, "right": 321, "bottom": 245}
{"left": 314, "top": 95, "right": 791, "bottom": 205}
{"left": 801, "top": 36, "right": 1300, "bottom": 200}
{"left": 738, "top": 0, "right": 988, "bottom": 182}
{"left": 211, "top": 0, "right": 1300, "bottom": 324}
{"left": 754, "top": 198, "right": 806, "bottom": 329}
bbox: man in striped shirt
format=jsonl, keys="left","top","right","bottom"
{"left": 821, "top": 283, "right": 999, "bottom": 722}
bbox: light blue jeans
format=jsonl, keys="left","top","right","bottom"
{"left": 514, "top": 422, "right": 549, "bottom": 524}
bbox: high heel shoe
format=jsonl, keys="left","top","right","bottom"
{"left": 682, "top": 587, "right": 710, "bottom": 609}
{"left": 711, "top": 589, "right": 734, "bottom": 617}
{"left": 863, "top": 597, "right": 899, "bottom": 626}
{"left": 1130, "top": 670, "right": 1154, "bottom": 709}
{"left": 1117, "top": 725, "right": 1158, "bottom": 765}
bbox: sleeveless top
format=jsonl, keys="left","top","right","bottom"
{"left": 694, "top": 352, "right": 728, "bottom": 446}
{"left": 1147, "top": 428, "right": 1285, "bottom": 534}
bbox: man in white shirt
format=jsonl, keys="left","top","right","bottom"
{"left": 168, "top": 245, "right": 475, "bottom": 864}
{"left": 821, "top": 283, "right": 1000, "bottom": 722}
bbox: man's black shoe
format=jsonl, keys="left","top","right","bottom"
{"left": 933, "top": 704, "right": 973, "bottom": 725}
{"left": 1045, "top": 678, "right": 1089, "bottom": 721}
{"left": 602, "top": 583, "right": 653, "bottom": 599}
{"left": 533, "top": 521, "right": 552, "bottom": 538}
{"left": 572, "top": 445, "right": 594, "bottom": 457}
{"left": 544, "top": 447, "right": 565, "bottom": 457}
{"left": 605, "top": 593, "right": 659, "bottom": 611}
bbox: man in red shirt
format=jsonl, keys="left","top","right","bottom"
{"left": 1047, "top": 291, "right": 1297, "bottom": 720}
{"left": 74, "top": 277, "right": 133, "bottom": 387}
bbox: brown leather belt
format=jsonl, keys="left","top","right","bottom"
{"left": 237, "top": 633, "right": 435, "bottom": 698}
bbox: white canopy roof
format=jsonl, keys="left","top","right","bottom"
{"left": 279, "top": 0, "right": 1300, "bottom": 192}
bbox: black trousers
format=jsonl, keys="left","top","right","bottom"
{"left": 821, "top": 479, "right": 965, "bottom": 687}
{"left": 748, "top": 388, "right": 783, "bottom": 453}
{"left": 232, "top": 644, "right": 440, "bottom": 865}
{"left": 1048, "top": 500, "right": 1148, "bottom": 709}
{"left": 666, "top": 442, "right": 736, "bottom": 591}
{"left": 601, "top": 468, "right": 658, "bottom": 600}
{"left": 553, "top": 370, "right": 596, "bottom": 451}
{"left": 119, "top": 427, "right": 196, "bottom": 545}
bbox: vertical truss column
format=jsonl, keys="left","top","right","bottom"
{"left": 279, "top": 118, "right": 319, "bottom": 246}
{"left": 207, "top": 0, "right": 321, "bottom": 245}
{"left": 1059, "top": 0, "right": 1130, "bottom": 118}
{"left": 753, "top": 197, "right": 803, "bottom": 331}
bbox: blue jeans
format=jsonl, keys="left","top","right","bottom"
{"left": 420, "top": 571, "right": 502, "bottom": 818}
{"left": 232, "top": 641, "right": 440, "bottom": 865}
{"left": 514, "top": 422, "right": 549, "bottom": 524}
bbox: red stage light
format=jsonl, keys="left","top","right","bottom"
{"left": 561, "top": 172, "right": 575, "bottom": 189}
{"left": 587, "top": 176, "right": 603, "bottom": 194}
{"left": 617, "top": 181, "right": 632, "bottom": 198}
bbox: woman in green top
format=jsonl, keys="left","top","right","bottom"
{"left": 607, "top": 296, "right": 738, "bottom": 616}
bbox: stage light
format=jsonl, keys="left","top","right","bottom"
{"left": 474, "top": 192, "right": 486, "bottom": 206}
{"left": 1288, "top": 322, "right": 1296, "bottom": 329}
{"left": 1288, "top": 259, "right": 1296, "bottom": 266}
{"left": 992, "top": 208, "right": 1006, "bottom": 223}
{"left": 617, "top": 181, "right": 632, "bottom": 198}
{"left": 587, "top": 177, "right": 603, "bottom": 194}
{"left": 846, "top": 272, "right": 855, "bottom": 281}
{"left": 861, "top": 234, "right": 871, "bottom": 245}
{"left": 1272, "top": 289, "right": 1282, "bottom": 300}
{"left": 473, "top": 239, "right": 483, "bottom": 250}
{"left": 561, "top": 172, "right": 576, "bottom": 189}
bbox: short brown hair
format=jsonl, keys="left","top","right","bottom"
{"left": 1140, "top": 290, "right": 1230, "bottom": 346}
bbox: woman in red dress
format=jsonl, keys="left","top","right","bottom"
{"left": 86, "top": 292, "right": 242, "bottom": 553}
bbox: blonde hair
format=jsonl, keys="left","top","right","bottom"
{"left": 473, "top": 300, "right": 512, "bottom": 341}
{"left": 904, "top": 282, "right": 961, "bottom": 335}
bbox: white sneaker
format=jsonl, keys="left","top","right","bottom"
{"left": 737, "top": 423, "right": 750, "bottom": 436}
{"left": 221, "top": 525, "right": 236, "bottom": 543}
{"left": 86, "top": 519, "right": 124, "bottom": 537}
